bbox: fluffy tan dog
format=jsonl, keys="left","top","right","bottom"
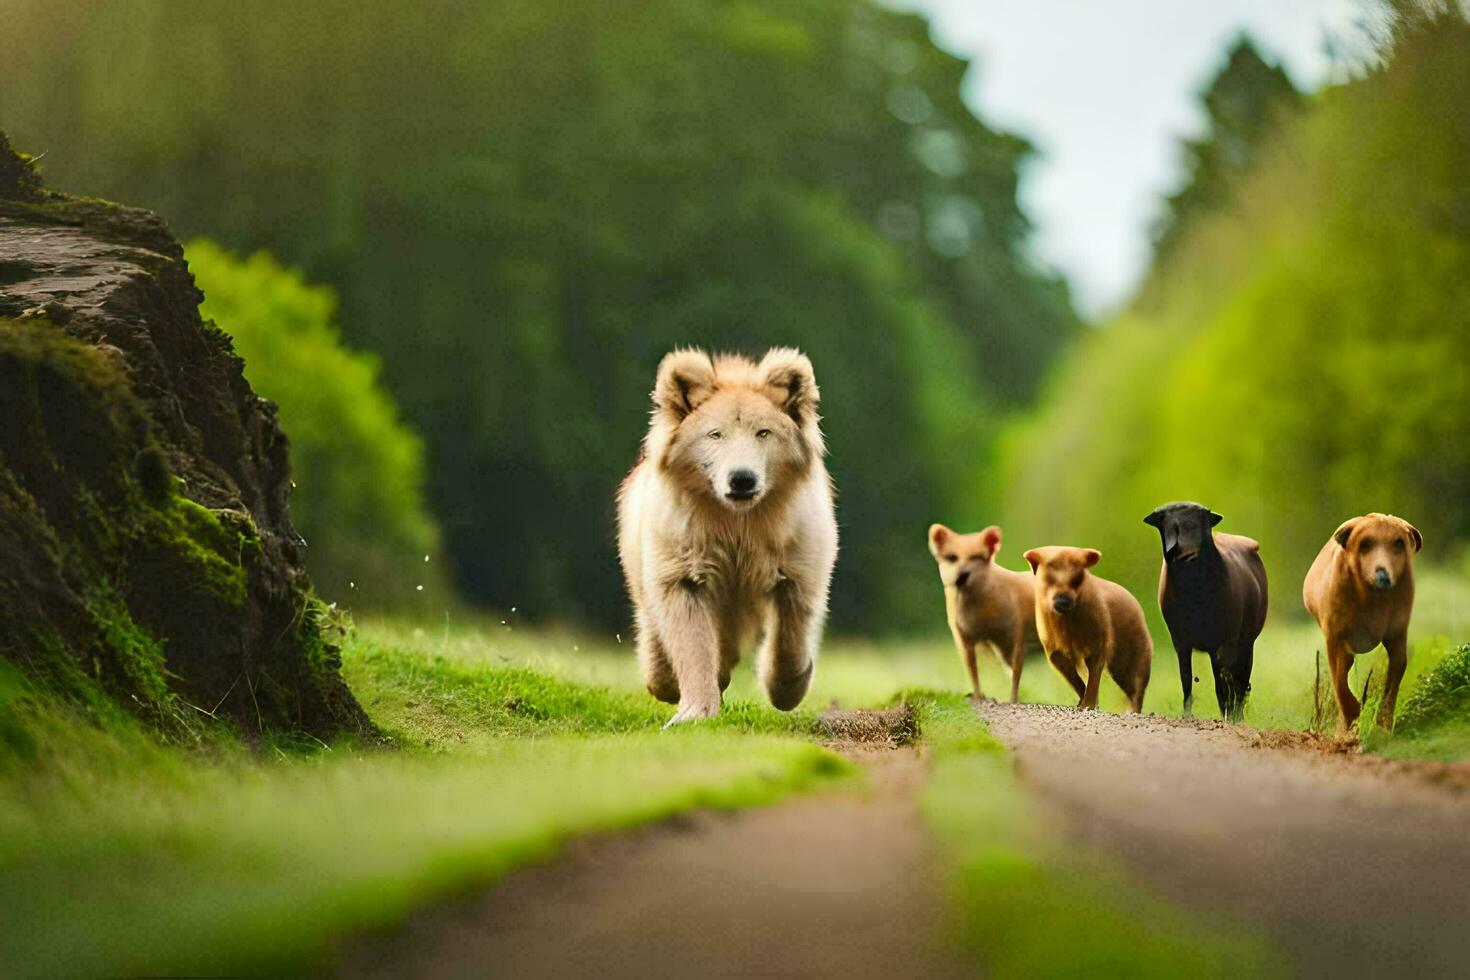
{"left": 618, "top": 348, "right": 837, "bottom": 725}
{"left": 1023, "top": 546, "right": 1151, "bottom": 712}
{"left": 1303, "top": 512, "right": 1422, "bottom": 733}
{"left": 927, "top": 524, "right": 1039, "bottom": 701}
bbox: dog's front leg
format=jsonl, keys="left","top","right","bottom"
{"left": 1047, "top": 649, "right": 1086, "bottom": 700}
{"left": 1173, "top": 640, "right": 1194, "bottom": 717}
{"left": 1006, "top": 636, "right": 1024, "bottom": 703}
{"left": 657, "top": 578, "right": 724, "bottom": 726}
{"left": 760, "top": 576, "right": 820, "bottom": 711}
{"left": 1326, "top": 638, "right": 1360, "bottom": 733}
{"left": 1377, "top": 632, "right": 1409, "bottom": 733}
{"left": 952, "top": 629, "right": 982, "bottom": 699}
{"left": 1213, "top": 645, "right": 1250, "bottom": 723}
{"left": 1080, "top": 647, "right": 1106, "bottom": 710}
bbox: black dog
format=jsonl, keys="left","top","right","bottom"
{"left": 1144, "top": 502, "right": 1268, "bottom": 721}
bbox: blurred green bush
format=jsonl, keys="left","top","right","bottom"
{"left": 188, "top": 241, "right": 444, "bottom": 607}
{"left": 999, "top": 8, "right": 1470, "bottom": 624}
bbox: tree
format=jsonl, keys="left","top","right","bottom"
{"left": 1150, "top": 36, "right": 1300, "bottom": 271}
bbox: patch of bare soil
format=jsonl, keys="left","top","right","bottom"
{"left": 1240, "top": 726, "right": 1470, "bottom": 793}
{"left": 815, "top": 703, "right": 918, "bottom": 747}
{"left": 337, "top": 735, "right": 967, "bottom": 979}
{"left": 979, "top": 701, "right": 1470, "bottom": 978}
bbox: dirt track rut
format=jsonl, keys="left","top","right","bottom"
{"left": 339, "top": 748, "right": 967, "bottom": 979}
{"left": 979, "top": 701, "right": 1470, "bottom": 978}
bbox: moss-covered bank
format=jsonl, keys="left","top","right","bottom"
{"left": 0, "top": 131, "right": 366, "bottom": 738}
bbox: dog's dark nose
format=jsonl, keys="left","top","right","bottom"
{"left": 1374, "top": 567, "right": 1392, "bottom": 589}
{"left": 955, "top": 570, "right": 971, "bottom": 587}
{"left": 1052, "top": 594, "right": 1074, "bottom": 613}
{"left": 728, "top": 469, "right": 758, "bottom": 496}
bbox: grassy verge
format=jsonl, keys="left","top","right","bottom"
{"left": 916, "top": 694, "right": 1285, "bottom": 978}
{"left": 363, "top": 565, "right": 1469, "bottom": 757}
{"left": 1, "top": 564, "right": 1461, "bottom": 975}
{"left": 1378, "top": 641, "right": 1470, "bottom": 760}
{"left": 0, "top": 640, "right": 849, "bottom": 976}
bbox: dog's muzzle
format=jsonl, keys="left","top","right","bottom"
{"left": 1374, "top": 567, "right": 1393, "bottom": 590}
{"left": 955, "top": 570, "right": 971, "bottom": 588}
{"left": 1052, "top": 594, "right": 1075, "bottom": 613}
{"left": 726, "top": 468, "right": 759, "bottom": 502}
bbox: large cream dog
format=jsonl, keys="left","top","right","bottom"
{"left": 618, "top": 348, "right": 837, "bottom": 725}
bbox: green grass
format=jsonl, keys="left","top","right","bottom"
{"left": 1379, "top": 641, "right": 1470, "bottom": 761}
{"left": 0, "top": 648, "right": 849, "bottom": 976}
{"left": 362, "top": 566, "right": 1470, "bottom": 755}
{"left": 917, "top": 694, "right": 1285, "bottom": 978}
{"left": 344, "top": 631, "right": 826, "bottom": 743}
{"left": 1, "top": 567, "right": 1463, "bottom": 975}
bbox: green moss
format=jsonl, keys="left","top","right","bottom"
{"left": 82, "top": 593, "right": 171, "bottom": 707}
{"left": 22, "top": 627, "right": 109, "bottom": 714}
{"left": 0, "top": 132, "right": 45, "bottom": 203}
{"left": 1, "top": 316, "right": 250, "bottom": 721}
{"left": 135, "top": 494, "right": 256, "bottom": 608}
{"left": 298, "top": 596, "right": 348, "bottom": 692}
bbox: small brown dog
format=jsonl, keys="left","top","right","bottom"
{"left": 1303, "top": 513, "right": 1422, "bottom": 733}
{"left": 1023, "top": 547, "right": 1151, "bottom": 712}
{"left": 928, "top": 524, "right": 1040, "bottom": 701}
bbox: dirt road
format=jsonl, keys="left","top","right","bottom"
{"left": 340, "top": 703, "right": 1470, "bottom": 978}
{"left": 979, "top": 701, "right": 1470, "bottom": 978}
{"left": 340, "top": 746, "right": 968, "bottom": 979}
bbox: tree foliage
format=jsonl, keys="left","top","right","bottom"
{"left": 0, "top": 0, "right": 1076, "bottom": 629}
{"left": 1149, "top": 36, "right": 1300, "bottom": 269}
{"left": 187, "top": 241, "right": 442, "bottom": 607}
{"left": 1000, "top": 12, "right": 1470, "bottom": 625}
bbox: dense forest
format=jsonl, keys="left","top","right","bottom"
{"left": 4, "top": 1, "right": 1465, "bottom": 635}
{"left": 0, "top": 0, "right": 1076, "bottom": 631}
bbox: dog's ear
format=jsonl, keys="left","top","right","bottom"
{"left": 757, "top": 347, "right": 819, "bottom": 425}
{"left": 928, "top": 524, "right": 951, "bottom": 557}
{"left": 1082, "top": 549, "right": 1102, "bottom": 568}
{"left": 654, "top": 349, "right": 716, "bottom": 422}
{"left": 980, "top": 526, "right": 1002, "bottom": 560}
{"left": 1143, "top": 508, "right": 1165, "bottom": 528}
{"left": 1208, "top": 511, "right": 1224, "bottom": 527}
{"left": 1023, "top": 548, "right": 1042, "bottom": 574}
{"left": 1400, "top": 518, "right": 1423, "bottom": 553}
{"left": 1332, "top": 517, "right": 1360, "bottom": 550}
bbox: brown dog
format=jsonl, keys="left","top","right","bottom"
{"left": 928, "top": 524, "right": 1040, "bottom": 701}
{"left": 1023, "top": 547, "right": 1151, "bottom": 712}
{"left": 1303, "top": 513, "right": 1422, "bottom": 733}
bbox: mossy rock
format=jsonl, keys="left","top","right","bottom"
{"left": 0, "top": 132, "right": 368, "bottom": 739}
{"left": 0, "top": 132, "right": 43, "bottom": 204}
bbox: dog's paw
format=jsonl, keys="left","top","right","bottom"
{"left": 664, "top": 702, "right": 721, "bottom": 729}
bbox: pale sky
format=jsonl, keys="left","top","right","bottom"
{"left": 885, "top": 0, "right": 1368, "bottom": 315}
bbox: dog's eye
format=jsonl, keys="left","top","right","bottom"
{"left": 1394, "top": 538, "right": 1406, "bottom": 551}
{"left": 708, "top": 430, "right": 723, "bottom": 440}
{"left": 756, "top": 429, "right": 772, "bottom": 439}
{"left": 944, "top": 554, "right": 957, "bottom": 563}
{"left": 1359, "top": 538, "right": 1374, "bottom": 551}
